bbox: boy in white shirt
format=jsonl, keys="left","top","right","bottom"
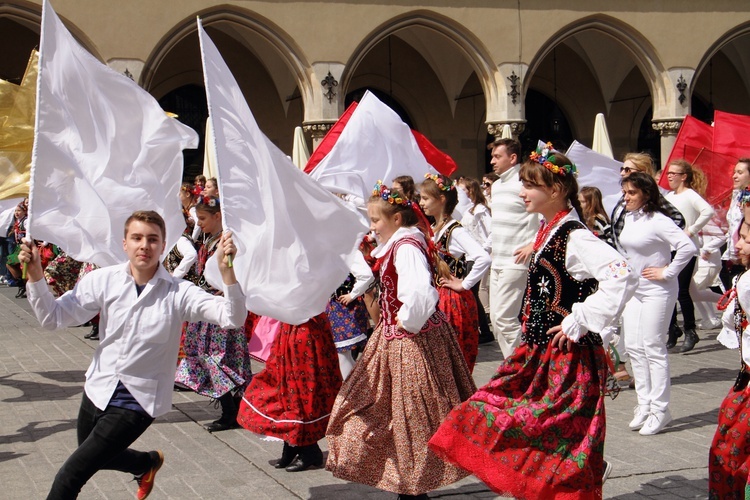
{"left": 19, "top": 210, "right": 246, "bottom": 500}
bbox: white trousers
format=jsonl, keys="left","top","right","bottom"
{"left": 489, "top": 267, "right": 528, "bottom": 358}
{"left": 622, "top": 280, "right": 677, "bottom": 413}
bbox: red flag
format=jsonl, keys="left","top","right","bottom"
{"left": 713, "top": 110, "right": 750, "bottom": 162}
{"left": 411, "top": 129, "right": 457, "bottom": 176}
{"left": 660, "top": 115, "right": 713, "bottom": 190}
{"left": 303, "top": 102, "right": 358, "bottom": 173}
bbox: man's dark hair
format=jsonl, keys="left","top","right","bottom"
{"left": 487, "top": 138, "right": 521, "bottom": 160}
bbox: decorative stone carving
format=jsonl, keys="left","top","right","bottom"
{"left": 321, "top": 71, "right": 338, "bottom": 104}
{"left": 303, "top": 122, "right": 334, "bottom": 141}
{"left": 487, "top": 121, "right": 526, "bottom": 139}
{"left": 507, "top": 71, "right": 520, "bottom": 105}
{"left": 651, "top": 120, "right": 683, "bottom": 136}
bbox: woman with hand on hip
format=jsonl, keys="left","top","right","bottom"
{"left": 618, "top": 172, "right": 696, "bottom": 435}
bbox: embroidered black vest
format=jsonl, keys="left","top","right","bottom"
{"left": 521, "top": 220, "right": 602, "bottom": 347}
{"left": 437, "top": 220, "right": 469, "bottom": 279}
{"left": 733, "top": 272, "right": 750, "bottom": 391}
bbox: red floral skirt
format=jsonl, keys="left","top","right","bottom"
{"left": 237, "top": 313, "right": 342, "bottom": 446}
{"left": 437, "top": 286, "right": 479, "bottom": 372}
{"left": 709, "top": 385, "right": 750, "bottom": 499}
{"left": 428, "top": 341, "right": 609, "bottom": 500}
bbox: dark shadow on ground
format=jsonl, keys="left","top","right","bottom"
{"left": 38, "top": 370, "right": 86, "bottom": 383}
{"left": 0, "top": 419, "right": 77, "bottom": 445}
{"left": 0, "top": 450, "right": 28, "bottom": 463}
{"left": 670, "top": 366, "right": 736, "bottom": 386}
{"left": 607, "top": 473, "right": 707, "bottom": 499}
{"left": 475, "top": 342, "right": 504, "bottom": 364}
{"left": 0, "top": 373, "right": 83, "bottom": 403}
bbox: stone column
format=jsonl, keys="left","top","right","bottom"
{"left": 652, "top": 120, "right": 683, "bottom": 167}
{"left": 302, "top": 122, "right": 334, "bottom": 150}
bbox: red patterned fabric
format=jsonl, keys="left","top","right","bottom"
{"left": 428, "top": 342, "right": 609, "bottom": 500}
{"left": 709, "top": 386, "right": 750, "bottom": 499}
{"left": 237, "top": 314, "right": 342, "bottom": 446}
{"left": 437, "top": 286, "right": 479, "bottom": 372}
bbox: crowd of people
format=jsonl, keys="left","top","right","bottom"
{"left": 9, "top": 140, "right": 750, "bottom": 499}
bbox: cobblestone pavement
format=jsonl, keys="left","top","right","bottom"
{"left": 0, "top": 283, "right": 727, "bottom": 499}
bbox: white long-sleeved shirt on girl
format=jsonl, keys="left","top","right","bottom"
{"left": 433, "top": 221, "right": 491, "bottom": 290}
{"left": 460, "top": 203, "right": 492, "bottom": 253}
{"left": 616, "top": 208, "right": 697, "bottom": 281}
{"left": 370, "top": 226, "right": 439, "bottom": 333}
{"left": 533, "top": 212, "right": 638, "bottom": 342}
{"left": 665, "top": 188, "right": 715, "bottom": 249}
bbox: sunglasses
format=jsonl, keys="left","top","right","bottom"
{"left": 620, "top": 166, "right": 636, "bottom": 174}
{"left": 482, "top": 182, "right": 492, "bottom": 187}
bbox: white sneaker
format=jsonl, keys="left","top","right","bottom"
{"left": 700, "top": 317, "right": 722, "bottom": 330}
{"left": 639, "top": 409, "right": 672, "bottom": 436}
{"left": 602, "top": 460, "right": 613, "bottom": 483}
{"left": 628, "top": 405, "right": 649, "bottom": 431}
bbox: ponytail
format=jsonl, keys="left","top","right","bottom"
{"left": 569, "top": 192, "right": 585, "bottom": 222}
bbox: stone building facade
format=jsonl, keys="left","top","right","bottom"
{"left": 2, "top": 1, "right": 749, "bottom": 178}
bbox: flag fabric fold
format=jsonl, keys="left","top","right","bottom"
{"left": 566, "top": 140, "right": 623, "bottom": 215}
{"left": 29, "top": 0, "right": 198, "bottom": 267}
{"left": 308, "top": 91, "right": 437, "bottom": 202}
{"left": 197, "top": 20, "right": 367, "bottom": 325}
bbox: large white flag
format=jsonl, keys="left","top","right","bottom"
{"left": 309, "top": 91, "right": 435, "bottom": 202}
{"left": 566, "top": 140, "right": 623, "bottom": 215}
{"left": 29, "top": 0, "right": 198, "bottom": 267}
{"left": 197, "top": 20, "right": 368, "bottom": 325}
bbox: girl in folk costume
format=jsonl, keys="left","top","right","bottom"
{"left": 237, "top": 313, "right": 343, "bottom": 472}
{"left": 174, "top": 196, "right": 252, "bottom": 432}
{"left": 710, "top": 195, "right": 750, "bottom": 499}
{"left": 326, "top": 182, "right": 476, "bottom": 500}
{"left": 326, "top": 249, "right": 375, "bottom": 379}
{"left": 429, "top": 145, "right": 637, "bottom": 500}
{"left": 419, "top": 173, "right": 491, "bottom": 372}
{"left": 6, "top": 202, "right": 28, "bottom": 298}
{"left": 163, "top": 184, "right": 199, "bottom": 284}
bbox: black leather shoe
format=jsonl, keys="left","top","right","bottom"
{"left": 679, "top": 329, "right": 699, "bottom": 353}
{"left": 84, "top": 324, "right": 99, "bottom": 340}
{"left": 203, "top": 418, "right": 239, "bottom": 432}
{"left": 666, "top": 325, "right": 683, "bottom": 349}
{"left": 285, "top": 444, "right": 323, "bottom": 472}
{"left": 272, "top": 442, "right": 299, "bottom": 469}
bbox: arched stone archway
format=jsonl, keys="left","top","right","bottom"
{"left": 339, "top": 11, "right": 499, "bottom": 177}
{"left": 0, "top": 2, "right": 103, "bottom": 81}
{"left": 141, "top": 8, "right": 314, "bottom": 163}
{"left": 693, "top": 22, "right": 750, "bottom": 119}
{"left": 524, "top": 15, "right": 672, "bottom": 162}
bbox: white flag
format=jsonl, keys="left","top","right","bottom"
{"left": 29, "top": 0, "right": 198, "bottom": 267}
{"left": 566, "top": 140, "right": 623, "bottom": 215}
{"left": 197, "top": 20, "right": 368, "bottom": 325}
{"left": 309, "top": 91, "right": 435, "bottom": 202}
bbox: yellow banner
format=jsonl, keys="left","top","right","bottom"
{"left": 0, "top": 50, "right": 38, "bottom": 200}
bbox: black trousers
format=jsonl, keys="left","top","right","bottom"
{"left": 670, "top": 256, "right": 697, "bottom": 331}
{"left": 47, "top": 392, "right": 154, "bottom": 499}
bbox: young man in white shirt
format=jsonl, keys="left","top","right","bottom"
{"left": 19, "top": 210, "right": 246, "bottom": 500}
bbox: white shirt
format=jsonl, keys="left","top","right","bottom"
{"left": 490, "top": 165, "right": 540, "bottom": 270}
{"left": 433, "top": 221, "right": 491, "bottom": 290}
{"left": 27, "top": 262, "right": 247, "bottom": 418}
{"left": 723, "top": 195, "right": 743, "bottom": 261}
{"left": 460, "top": 203, "right": 492, "bottom": 253}
{"left": 371, "top": 226, "right": 439, "bottom": 333}
{"left": 170, "top": 235, "right": 198, "bottom": 279}
{"left": 617, "top": 209, "right": 697, "bottom": 282}
{"left": 534, "top": 213, "right": 638, "bottom": 342}
{"left": 665, "top": 188, "right": 715, "bottom": 248}
{"left": 718, "top": 271, "right": 750, "bottom": 364}
{"left": 345, "top": 250, "right": 375, "bottom": 299}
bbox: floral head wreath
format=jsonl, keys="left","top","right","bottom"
{"left": 738, "top": 188, "right": 750, "bottom": 207}
{"left": 373, "top": 180, "right": 411, "bottom": 207}
{"left": 197, "top": 195, "right": 220, "bottom": 208}
{"left": 529, "top": 142, "right": 577, "bottom": 177}
{"left": 423, "top": 173, "right": 455, "bottom": 191}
